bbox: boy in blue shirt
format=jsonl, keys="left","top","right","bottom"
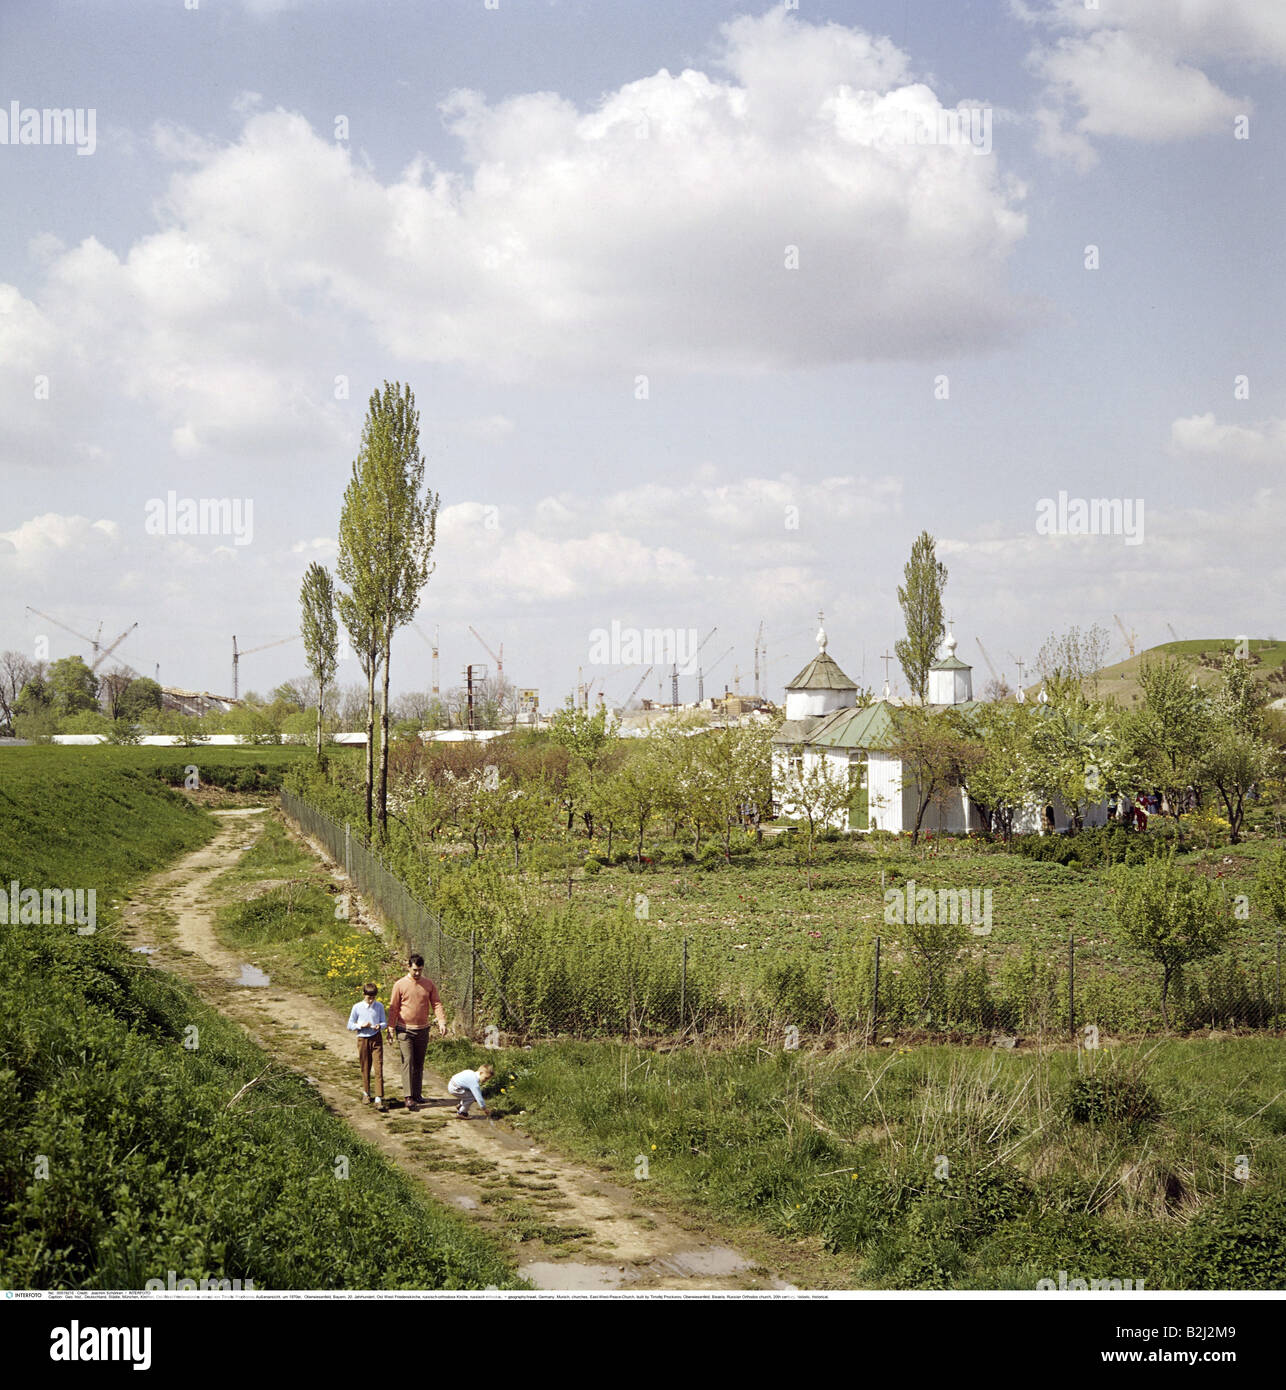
{"left": 347, "top": 982, "right": 389, "bottom": 1112}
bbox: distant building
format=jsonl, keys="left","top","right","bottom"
{"left": 161, "top": 687, "right": 240, "bottom": 718}
{"left": 771, "top": 619, "right": 1104, "bottom": 834}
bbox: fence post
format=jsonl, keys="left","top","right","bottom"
{"left": 344, "top": 822, "right": 351, "bottom": 880}
{"left": 680, "top": 937, "right": 688, "bottom": 1032}
{"left": 872, "top": 935, "right": 880, "bottom": 1042}
{"left": 1068, "top": 931, "right": 1075, "bottom": 1036}
{"left": 469, "top": 930, "right": 476, "bottom": 1036}
{"left": 1276, "top": 931, "right": 1282, "bottom": 1028}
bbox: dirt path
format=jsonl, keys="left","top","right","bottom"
{"left": 121, "top": 809, "right": 797, "bottom": 1292}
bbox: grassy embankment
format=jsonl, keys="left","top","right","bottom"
{"left": 0, "top": 752, "right": 521, "bottom": 1289}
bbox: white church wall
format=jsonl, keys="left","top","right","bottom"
{"left": 867, "top": 751, "right": 903, "bottom": 833}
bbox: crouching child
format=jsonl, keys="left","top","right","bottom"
{"left": 447, "top": 1063, "right": 495, "bottom": 1118}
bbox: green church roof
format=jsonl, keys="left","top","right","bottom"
{"left": 931, "top": 655, "right": 971, "bottom": 671}
{"left": 773, "top": 697, "right": 987, "bottom": 750}
{"left": 784, "top": 650, "right": 857, "bottom": 692}
{"left": 773, "top": 699, "right": 897, "bottom": 750}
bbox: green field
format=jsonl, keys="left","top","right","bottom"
{"left": 0, "top": 741, "right": 309, "bottom": 792}
{"left": 0, "top": 753, "right": 520, "bottom": 1290}
{"left": 430, "top": 1035, "right": 1286, "bottom": 1289}
{"left": 292, "top": 765, "right": 1285, "bottom": 1038}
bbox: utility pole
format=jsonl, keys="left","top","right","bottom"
{"left": 464, "top": 663, "right": 486, "bottom": 731}
{"left": 432, "top": 624, "right": 440, "bottom": 696}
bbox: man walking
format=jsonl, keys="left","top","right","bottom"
{"left": 388, "top": 954, "right": 448, "bottom": 1111}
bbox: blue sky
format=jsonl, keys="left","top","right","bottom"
{"left": 2, "top": 0, "right": 1283, "bottom": 706}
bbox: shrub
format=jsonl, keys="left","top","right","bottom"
{"left": 1184, "top": 1188, "right": 1286, "bottom": 1289}
{"left": 1064, "top": 1072, "right": 1159, "bottom": 1130}
{"left": 582, "top": 856, "right": 602, "bottom": 876}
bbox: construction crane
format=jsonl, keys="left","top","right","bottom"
{"left": 974, "top": 636, "right": 1011, "bottom": 698}
{"left": 704, "top": 645, "right": 734, "bottom": 694}
{"left": 26, "top": 606, "right": 102, "bottom": 658}
{"left": 753, "top": 620, "right": 765, "bottom": 697}
{"left": 1166, "top": 622, "right": 1180, "bottom": 644}
{"left": 232, "top": 634, "right": 298, "bottom": 700}
{"left": 689, "top": 626, "right": 718, "bottom": 703}
{"left": 92, "top": 623, "right": 139, "bottom": 673}
{"left": 411, "top": 619, "right": 442, "bottom": 695}
{"left": 25, "top": 607, "right": 148, "bottom": 682}
{"left": 410, "top": 621, "right": 441, "bottom": 695}
{"left": 468, "top": 626, "right": 503, "bottom": 682}
{"left": 623, "top": 665, "right": 654, "bottom": 710}
{"left": 1113, "top": 614, "right": 1137, "bottom": 658}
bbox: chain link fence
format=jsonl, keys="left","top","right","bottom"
{"left": 282, "top": 792, "right": 1285, "bottom": 1042}
{"left": 282, "top": 790, "right": 486, "bottom": 1026}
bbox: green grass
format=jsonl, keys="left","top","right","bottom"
{"left": 0, "top": 752, "right": 522, "bottom": 1290}
{"left": 1087, "top": 638, "right": 1286, "bottom": 706}
{"left": 431, "top": 1036, "right": 1286, "bottom": 1289}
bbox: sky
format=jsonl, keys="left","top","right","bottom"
{"left": 1, "top": 0, "right": 1283, "bottom": 709}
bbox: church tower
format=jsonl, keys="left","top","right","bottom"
{"left": 927, "top": 627, "right": 973, "bottom": 706}
{"left": 783, "top": 614, "right": 858, "bottom": 721}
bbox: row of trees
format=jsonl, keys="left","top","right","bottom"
{"left": 363, "top": 705, "right": 777, "bottom": 869}
{"left": 0, "top": 653, "right": 162, "bottom": 738}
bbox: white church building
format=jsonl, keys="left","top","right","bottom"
{"left": 770, "top": 620, "right": 1104, "bottom": 835}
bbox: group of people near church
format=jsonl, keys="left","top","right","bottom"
{"left": 344, "top": 954, "right": 493, "bottom": 1117}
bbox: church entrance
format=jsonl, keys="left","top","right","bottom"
{"left": 847, "top": 759, "right": 869, "bottom": 831}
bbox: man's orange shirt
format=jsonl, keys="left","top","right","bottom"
{"left": 389, "top": 974, "right": 447, "bottom": 1030}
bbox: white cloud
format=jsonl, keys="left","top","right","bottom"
{"left": 0, "top": 13, "right": 1033, "bottom": 477}
{"left": 1021, "top": 1, "right": 1263, "bottom": 162}
{"left": 1170, "top": 413, "right": 1286, "bottom": 463}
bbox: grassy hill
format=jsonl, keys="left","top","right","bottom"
{"left": 1024, "top": 638, "right": 1286, "bottom": 707}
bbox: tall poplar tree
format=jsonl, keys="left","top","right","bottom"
{"left": 299, "top": 562, "right": 338, "bottom": 761}
{"left": 337, "top": 382, "right": 439, "bottom": 840}
{"left": 895, "top": 530, "right": 948, "bottom": 703}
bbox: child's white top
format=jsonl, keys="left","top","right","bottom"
{"left": 347, "top": 1000, "right": 387, "bottom": 1037}
{"left": 448, "top": 1069, "right": 486, "bottom": 1107}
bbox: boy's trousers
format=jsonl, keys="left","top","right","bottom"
{"left": 357, "top": 1035, "right": 383, "bottom": 1097}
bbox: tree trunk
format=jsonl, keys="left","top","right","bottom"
{"left": 377, "top": 631, "right": 391, "bottom": 841}
{"left": 315, "top": 688, "right": 323, "bottom": 761}
{"left": 363, "top": 656, "right": 376, "bottom": 833}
